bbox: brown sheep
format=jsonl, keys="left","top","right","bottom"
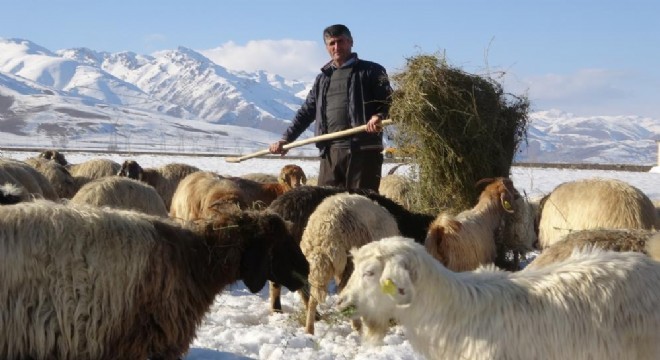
{"left": 241, "top": 173, "right": 278, "bottom": 183}
{"left": 170, "top": 170, "right": 300, "bottom": 221}
{"left": 241, "top": 164, "right": 307, "bottom": 189}
{"left": 526, "top": 228, "right": 660, "bottom": 269}
{"left": 425, "top": 177, "right": 520, "bottom": 271}
{"left": 117, "top": 159, "right": 200, "bottom": 210}
{"left": 70, "top": 176, "right": 169, "bottom": 217}
{"left": 0, "top": 200, "right": 309, "bottom": 360}
{"left": 538, "top": 178, "right": 656, "bottom": 249}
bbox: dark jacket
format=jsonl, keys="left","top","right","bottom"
{"left": 280, "top": 54, "right": 392, "bottom": 152}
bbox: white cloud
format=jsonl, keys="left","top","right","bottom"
{"left": 199, "top": 39, "right": 327, "bottom": 82}
{"left": 143, "top": 33, "right": 167, "bottom": 52}
{"left": 523, "top": 68, "right": 630, "bottom": 101}
{"left": 501, "top": 68, "right": 660, "bottom": 117}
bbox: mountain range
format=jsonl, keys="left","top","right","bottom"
{"left": 0, "top": 37, "right": 658, "bottom": 165}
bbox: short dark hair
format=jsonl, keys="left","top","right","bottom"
{"left": 323, "top": 24, "right": 352, "bottom": 42}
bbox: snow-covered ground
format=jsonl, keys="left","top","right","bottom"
{"left": 2, "top": 150, "right": 659, "bottom": 360}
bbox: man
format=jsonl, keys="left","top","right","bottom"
{"left": 268, "top": 24, "right": 392, "bottom": 191}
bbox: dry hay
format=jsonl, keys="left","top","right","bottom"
{"left": 388, "top": 53, "right": 529, "bottom": 214}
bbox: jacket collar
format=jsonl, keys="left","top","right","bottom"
{"left": 321, "top": 53, "right": 358, "bottom": 75}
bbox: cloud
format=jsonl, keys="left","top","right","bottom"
{"left": 143, "top": 33, "right": 167, "bottom": 52}
{"left": 502, "top": 68, "right": 659, "bottom": 117}
{"left": 524, "top": 68, "right": 630, "bottom": 102}
{"left": 200, "top": 39, "right": 327, "bottom": 81}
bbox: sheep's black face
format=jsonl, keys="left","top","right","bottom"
{"left": 240, "top": 239, "right": 271, "bottom": 293}
{"left": 261, "top": 213, "right": 308, "bottom": 292}
{"left": 118, "top": 160, "right": 143, "bottom": 179}
{"left": 269, "top": 229, "right": 309, "bottom": 292}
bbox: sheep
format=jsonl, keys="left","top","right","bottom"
{"left": 0, "top": 158, "right": 59, "bottom": 201}
{"left": 241, "top": 172, "right": 278, "bottom": 183}
{"left": 241, "top": 164, "right": 307, "bottom": 189}
{"left": 67, "top": 158, "right": 122, "bottom": 183}
{"left": 0, "top": 200, "right": 309, "bottom": 360}
{"left": 117, "top": 159, "right": 201, "bottom": 210}
{"left": 496, "top": 194, "right": 541, "bottom": 270}
{"left": 170, "top": 170, "right": 300, "bottom": 221}
{"left": 538, "top": 178, "right": 656, "bottom": 249}
{"left": 378, "top": 173, "right": 415, "bottom": 210}
{"left": 266, "top": 185, "right": 435, "bottom": 314}
{"left": 24, "top": 156, "right": 79, "bottom": 199}
{"left": 526, "top": 228, "right": 659, "bottom": 269}
{"left": 300, "top": 193, "right": 401, "bottom": 335}
{"left": 338, "top": 236, "right": 660, "bottom": 359}
{"left": 39, "top": 149, "right": 68, "bottom": 166}
{"left": 425, "top": 177, "right": 520, "bottom": 271}
{"left": 0, "top": 182, "right": 27, "bottom": 204}
{"left": 70, "top": 176, "right": 169, "bottom": 217}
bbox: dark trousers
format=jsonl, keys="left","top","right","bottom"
{"left": 318, "top": 146, "right": 383, "bottom": 191}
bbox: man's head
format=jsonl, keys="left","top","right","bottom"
{"left": 323, "top": 24, "right": 353, "bottom": 67}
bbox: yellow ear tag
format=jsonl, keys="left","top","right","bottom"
{"left": 381, "top": 278, "right": 397, "bottom": 295}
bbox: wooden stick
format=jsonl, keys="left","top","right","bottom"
{"left": 225, "top": 119, "right": 393, "bottom": 163}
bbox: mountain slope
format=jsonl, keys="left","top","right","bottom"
{"left": 0, "top": 37, "right": 658, "bottom": 164}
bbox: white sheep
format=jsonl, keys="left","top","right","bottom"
{"left": 300, "top": 193, "right": 400, "bottom": 335}
{"left": 25, "top": 156, "right": 79, "bottom": 199}
{"left": 538, "top": 177, "right": 656, "bottom": 249}
{"left": 339, "top": 236, "right": 660, "bottom": 359}
{"left": 0, "top": 158, "right": 59, "bottom": 201}
{"left": 117, "top": 159, "right": 200, "bottom": 210}
{"left": 69, "top": 176, "right": 169, "bottom": 217}
{"left": 378, "top": 173, "right": 415, "bottom": 210}
{"left": 0, "top": 200, "right": 309, "bottom": 360}
{"left": 425, "top": 177, "right": 519, "bottom": 271}
{"left": 67, "top": 158, "right": 122, "bottom": 183}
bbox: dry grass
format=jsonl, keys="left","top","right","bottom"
{"left": 388, "top": 53, "right": 529, "bottom": 214}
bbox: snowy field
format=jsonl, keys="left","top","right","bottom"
{"left": 2, "top": 150, "right": 659, "bottom": 360}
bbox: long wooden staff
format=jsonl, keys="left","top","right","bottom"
{"left": 225, "top": 119, "right": 393, "bottom": 163}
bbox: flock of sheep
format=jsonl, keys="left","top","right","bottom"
{"left": 0, "top": 149, "right": 659, "bottom": 360}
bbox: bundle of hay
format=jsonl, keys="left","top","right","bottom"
{"left": 388, "top": 53, "right": 529, "bottom": 213}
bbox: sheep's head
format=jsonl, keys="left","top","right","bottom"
{"left": 118, "top": 160, "right": 144, "bottom": 180}
{"left": 39, "top": 149, "right": 67, "bottom": 166}
{"left": 476, "top": 177, "right": 520, "bottom": 214}
{"left": 278, "top": 164, "right": 307, "bottom": 189}
{"left": 339, "top": 236, "right": 419, "bottom": 328}
{"left": 231, "top": 210, "right": 308, "bottom": 293}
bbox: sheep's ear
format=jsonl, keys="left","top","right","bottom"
{"left": 380, "top": 255, "right": 415, "bottom": 307}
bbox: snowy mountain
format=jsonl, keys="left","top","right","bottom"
{"left": 518, "top": 110, "right": 659, "bottom": 165}
{"left": 0, "top": 37, "right": 658, "bottom": 165}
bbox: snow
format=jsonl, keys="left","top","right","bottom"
{"left": 2, "top": 150, "right": 659, "bottom": 360}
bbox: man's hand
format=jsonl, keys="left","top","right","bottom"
{"left": 269, "top": 140, "right": 289, "bottom": 156}
{"left": 366, "top": 115, "right": 383, "bottom": 133}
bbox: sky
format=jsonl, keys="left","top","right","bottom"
{"left": 3, "top": 150, "right": 659, "bottom": 359}
{"left": 2, "top": 0, "right": 660, "bottom": 119}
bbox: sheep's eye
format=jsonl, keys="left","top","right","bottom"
{"left": 363, "top": 270, "right": 374, "bottom": 278}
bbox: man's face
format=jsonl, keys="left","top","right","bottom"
{"left": 325, "top": 35, "right": 353, "bottom": 67}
